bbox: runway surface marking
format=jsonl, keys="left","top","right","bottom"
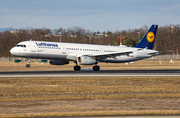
{"left": 1, "top": 74, "right": 180, "bottom": 78}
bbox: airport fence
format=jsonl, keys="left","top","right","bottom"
{"left": 149, "top": 54, "right": 180, "bottom": 60}
{"left": 0, "top": 57, "right": 42, "bottom": 62}
{"left": 0, "top": 55, "right": 180, "bottom": 62}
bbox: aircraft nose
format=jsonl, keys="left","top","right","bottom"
{"left": 10, "top": 47, "right": 17, "bottom": 55}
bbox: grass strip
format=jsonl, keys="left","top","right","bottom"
{"left": 0, "top": 77, "right": 179, "bottom": 117}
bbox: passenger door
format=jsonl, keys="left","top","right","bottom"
{"left": 137, "top": 51, "right": 141, "bottom": 58}
{"left": 62, "top": 44, "right": 66, "bottom": 54}
{"left": 99, "top": 48, "right": 103, "bottom": 53}
{"left": 31, "top": 42, "right": 36, "bottom": 52}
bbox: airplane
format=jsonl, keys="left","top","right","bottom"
{"left": 10, "top": 25, "right": 159, "bottom": 71}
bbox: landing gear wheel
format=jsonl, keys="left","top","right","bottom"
{"left": 93, "top": 66, "right": 100, "bottom": 71}
{"left": 74, "top": 66, "right": 81, "bottom": 71}
{"left": 26, "top": 58, "right": 31, "bottom": 68}
{"left": 26, "top": 64, "right": 30, "bottom": 68}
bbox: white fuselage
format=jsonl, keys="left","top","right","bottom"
{"left": 10, "top": 41, "right": 159, "bottom": 64}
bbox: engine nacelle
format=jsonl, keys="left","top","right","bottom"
{"left": 49, "top": 60, "right": 69, "bottom": 65}
{"left": 77, "top": 56, "right": 97, "bottom": 65}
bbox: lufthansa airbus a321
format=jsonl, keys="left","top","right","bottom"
{"left": 10, "top": 25, "right": 159, "bottom": 71}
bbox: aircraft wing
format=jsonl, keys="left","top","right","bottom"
{"left": 86, "top": 50, "right": 134, "bottom": 60}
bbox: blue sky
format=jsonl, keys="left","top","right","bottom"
{"left": 0, "top": 0, "right": 180, "bottom": 32}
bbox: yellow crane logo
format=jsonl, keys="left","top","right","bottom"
{"left": 146, "top": 32, "right": 155, "bottom": 43}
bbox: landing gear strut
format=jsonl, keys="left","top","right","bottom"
{"left": 74, "top": 65, "right": 81, "bottom": 71}
{"left": 26, "top": 58, "right": 31, "bottom": 68}
{"left": 93, "top": 65, "right": 100, "bottom": 71}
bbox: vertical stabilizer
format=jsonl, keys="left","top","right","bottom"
{"left": 135, "top": 25, "right": 158, "bottom": 49}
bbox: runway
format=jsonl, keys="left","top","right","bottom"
{"left": 1, "top": 69, "right": 180, "bottom": 78}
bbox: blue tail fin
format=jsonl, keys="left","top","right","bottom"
{"left": 135, "top": 25, "right": 158, "bottom": 49}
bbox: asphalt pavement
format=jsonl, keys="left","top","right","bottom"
{"left": 0, "top": 69, "right": 180, "bottom": 78}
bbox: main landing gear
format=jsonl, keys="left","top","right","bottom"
{"left": 74, "top": 65, "right": 81, "bottom": 71}
{"left": 73, "top": 64, "right": 100, "bottom": 71}
{"left": 93, "top": 65, "right": 100, "bottom": 71}
{"left": 26, "top": 58, "right": 31, "bottom": 68}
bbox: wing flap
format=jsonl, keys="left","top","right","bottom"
{"left": 88, "top": 50, "right": 134, "bottom": 60}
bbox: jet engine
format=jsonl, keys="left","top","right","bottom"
{"left": 77, "top": 56, "right": 97, "bottom": 65}
{"left": 49, "top": 60, "right": 69, "bottom": 65}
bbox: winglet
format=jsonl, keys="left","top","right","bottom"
{"left": 135, "top": 25, "right": 158, "bottom": 49}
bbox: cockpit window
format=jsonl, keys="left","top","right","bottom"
{"left": 16, "top": 44, "right": 26, "bottom": 48}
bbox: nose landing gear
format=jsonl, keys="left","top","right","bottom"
{"left": 26, "top": 58, "right": 31, "bottom": 68}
